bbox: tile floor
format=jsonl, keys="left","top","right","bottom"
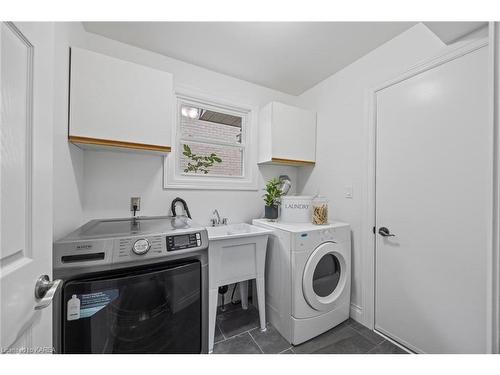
{"left": 213, "top": 304, "right": 408, "bottom": 354}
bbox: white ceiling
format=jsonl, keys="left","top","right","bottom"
{"left": 83, "top": 22, "right": 417, "bottom": 95}
{"left": 82, "top": 22, "right": 487, "bottom": 95}
{"left": 423, "top": 22, "right": 487, "bottom": 44}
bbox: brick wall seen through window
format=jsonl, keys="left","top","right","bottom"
{"left": 179, "top": 104, "right": 244, "bottom": 177}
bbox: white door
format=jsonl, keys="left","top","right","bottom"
{"left": 1, "top": 22, "right": 55, "bottom": 353}
{"left": 375, "top": 44, "right": 490, "bottom": 353}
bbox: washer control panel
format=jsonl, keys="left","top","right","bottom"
{"left": 132, "top": 238, "right": 151, "bottom": 255}
{"left": 166, "top": 232, "right": 202, "bottom": 252}
{"left": 53, "top": 218, "right": 209, "bottom": 270}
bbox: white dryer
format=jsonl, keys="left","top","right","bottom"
{"left": 252, "top": 219, "right": 351, "bottom": 345}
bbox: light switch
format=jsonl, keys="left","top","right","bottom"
{"left": 344, "top": 186, "right": 353, "bottom": 199}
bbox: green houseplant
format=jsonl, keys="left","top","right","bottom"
{"left": 182, "top": 144, "right": 222, "bottom": 174}
{"left": 263, "top": 178, "right": 283, "bottom": 220}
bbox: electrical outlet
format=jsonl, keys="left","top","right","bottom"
{"left": 130, "top": 197, "right": 141, "bottom": 212}
{"left": 344, "top": 186, "right": 353, "bottom": 199}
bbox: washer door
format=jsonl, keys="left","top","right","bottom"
{"left": 302, "top": 242, "right": 347, "bottom": 312}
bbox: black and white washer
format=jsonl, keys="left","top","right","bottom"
{"left": 53, "top": 216, "right": 208, "bottom": 354}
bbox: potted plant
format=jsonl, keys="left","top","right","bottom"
{"left": 263, "top": 178, "right": 283, "bottom": 220}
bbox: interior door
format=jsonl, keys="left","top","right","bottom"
{"left": 375, "top": 44, "right": 490, "bottom": 353}
{"left": 1, "top": 22, "right": 54, "bottom": 353}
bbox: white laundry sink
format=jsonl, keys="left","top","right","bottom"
{"left": 207, "top": 222, "right": 273, "bottom": 352}
{"left": 207, "top": 222, "right": 272, "bottom": 240}
{"left": 206, "top": 222, "right": 272, "bottom": 287}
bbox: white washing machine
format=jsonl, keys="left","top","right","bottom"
{"left": 252, "top": 219, "right": 351, "bottom": 345}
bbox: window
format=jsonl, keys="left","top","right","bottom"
{"left": 164, "top": 92, "right": 258, "bottom": 190}
{"left": 179, "top": 104, "right": 244, "bottom": 177}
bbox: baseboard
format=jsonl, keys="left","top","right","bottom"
{"left": 349, "top": 303, "right": 363, "bottom": 324}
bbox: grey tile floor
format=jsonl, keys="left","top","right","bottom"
{"left": 213, "top": 304, "right": 408, "bottom": 354}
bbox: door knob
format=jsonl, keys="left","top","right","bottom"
{"left": 378, "top": 227, "right": 395, "bottom": 237}
{"left": 34, "top": 275, "right": 62, "bottom": 310}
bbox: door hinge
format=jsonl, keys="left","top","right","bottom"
{"left": 373, "top": 226, "right": 376, "bottom": 234}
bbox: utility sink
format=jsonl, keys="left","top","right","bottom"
{"left": 207, "top": 223, "right": 272, "bottom": 240}
{"left": 207, "top": 222, "right": 273, "bottom": 353}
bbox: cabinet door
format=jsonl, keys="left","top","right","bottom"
{"left": 69, "top": 47, "right": 173, "bottom": 148}
{"left": 271, "top": 102, "right": 316, "bottom": 162}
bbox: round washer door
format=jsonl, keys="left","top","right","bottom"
{"left": 302, "top": 241, "right": 347, "bottom": 312}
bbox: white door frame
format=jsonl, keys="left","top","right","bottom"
{"left": 360, "top": 35, "right": 499, "bottom": 353}
{"left": 488, "top": 22, "right": 500, "bottom": 355}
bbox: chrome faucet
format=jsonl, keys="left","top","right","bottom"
{"left": 213, "top": 209, "right": 221, "bottom": 224}
{"left": 211, "top": 209, "right": 228, "bottom": 226}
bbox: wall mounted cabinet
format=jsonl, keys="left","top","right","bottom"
{"left": 258, "top": 102, "right": 316, "bottom": 166}
{"left": 69, "top": 47, "right": 173, "bottom": 154}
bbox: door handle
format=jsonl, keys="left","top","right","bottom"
{"left": 378, "top": 227, "right": 395, "bottom": 237}
{"left": 34, "top": 275, "right": 62, "bottom": 310}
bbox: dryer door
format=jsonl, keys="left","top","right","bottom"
{"left": 302, "top": 242, "right": 347, "bottom": 312}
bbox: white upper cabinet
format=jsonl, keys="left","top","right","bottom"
{"left": 258, "top": 102, "right": 316, "bottom": 166}
{"left": 69, "top": 47, "right": 173, "bottom": 154}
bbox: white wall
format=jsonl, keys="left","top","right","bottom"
{"left": 83, "top": 151, "right": 298, "bottom": 225}
{"left": 296, "top": 23, "right": 447, "bottom": 321}
{"left": 53, "top": 23, "right": 301, "bottom": 239}
{"left": 52, "top": 22, "right": 87, "bottom": 240}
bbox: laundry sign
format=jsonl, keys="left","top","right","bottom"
{"left": 67, "top": 289, "right": 118, "bottom": 321}
{"left": 280, "top": 196, "right": 313, "bottom": 223}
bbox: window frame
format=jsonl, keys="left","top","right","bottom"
{"left": 163, "top": 89, "right": 259, "bottom": 190}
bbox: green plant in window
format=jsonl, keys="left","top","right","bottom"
{"left": 182, "top": 144, "right": 222, "bottom": 174}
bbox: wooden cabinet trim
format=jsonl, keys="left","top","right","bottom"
{"left": 270, "top": 157, "right": 315, "bottom": 166}
{"left": 69, "top": 136, "right": 171, "bottom": 153}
